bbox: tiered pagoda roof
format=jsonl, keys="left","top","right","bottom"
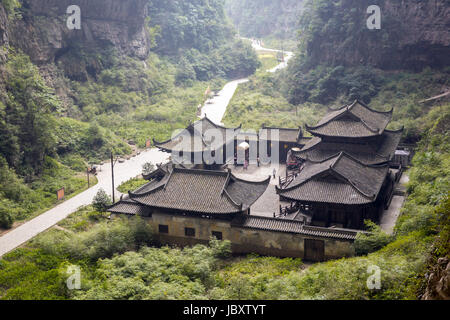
{"left": 259, "top": 125, "right": 306, "bottom": 144}
{"left": 277, "top": 153, "right": 389, "bottom": 205}
{"left": 305, "top": 100, "right": 393, "bottom": 139}
{"left": 293, "top": 128, "right": 403, "bottom": 165}
{"left": 154, "top": 116, "right": 241, "bottom": 153}
{"left": 108, "top": 166, "right": 270, "bottom": 216}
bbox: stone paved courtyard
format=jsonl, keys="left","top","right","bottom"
{"left": 232, "top": 163, "right": 409, "bottom": 231}
{"left": 231, "top": 163, "right": 291, "bottom": 218}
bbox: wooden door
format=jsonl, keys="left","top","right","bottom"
{"left": 304, "top": 239, "right": 325, "bottom": 262}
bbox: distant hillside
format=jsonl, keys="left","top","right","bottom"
{"left": 225, "top": 0, "right": 305, "bottom": 40}
{"left": 296, "top": 0, "right": 450, "bottom": 71}
{"left": 282, "top": 0, "right": 450, "bottom": 106}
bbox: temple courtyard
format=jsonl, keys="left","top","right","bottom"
{"left": 232, "top": 162, "right": 407, "bottom": 234}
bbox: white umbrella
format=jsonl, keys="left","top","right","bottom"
{"left": 238, "top": 142, "right": 250, "bottom": 150}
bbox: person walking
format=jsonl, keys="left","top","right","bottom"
{"left": 273, "top": 168, "right": 276, "bottom": 179}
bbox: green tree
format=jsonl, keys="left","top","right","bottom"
{"left": 142, "top": 162, "right": 155, "bottom": 176}
{"left": 0, "top": 207, "right": 13, "bottom": 229}
{"left": 0, "top": 52, "right": 59, "bottom": 178}
{"left": 92, "top": 189, "right": 111, "bottom": 212}
{"left": 355, "top": 221, "right": 394, "bottom": 255}
{"left": 176, "top": 57, "right": 196, "bottom": 86}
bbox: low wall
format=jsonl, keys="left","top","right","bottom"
{"left": 145, "top": 212, "right": 355, "bottom": 261}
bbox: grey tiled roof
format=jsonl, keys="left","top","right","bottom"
{"left": 128, "top": 167, "right": 270, "bottom": 214}
{"left": 293, "top": 129, "right": 403, "bottom": 165}
{"left": 154, "top": 116, "right": 240, "bottom": 153}
{"left": 142, "top": 162, "right": 170, "bottom": 180}
{"left": 306, "top": 100, "right": 393, "bottom": 138}
{"left": 259, "top": 126, "right": 303, "bottom": 143}
{"left": 232, "top": 215, "right": 359, "bottom": 240}
{"left": 108, "top": 200, "right": 150, "bottom": 216}
{"left": 278, "top": 153, "right": 389, "bottom": 204}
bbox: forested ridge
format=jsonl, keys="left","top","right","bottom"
{"left": 225, "top": 0, "right": 305, "bottom": 45}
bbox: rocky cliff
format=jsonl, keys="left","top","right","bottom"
{"left": 0, "top": 0, "right": 150, "bottom": 82}
{"left": 12, "top": 0, "right": 149, "bottom": 63}
{"left": 421, "top": 257, "right": 450, "bottom": 300}
{"left": 300, "top": 0, "right": 450, "bottom": 71}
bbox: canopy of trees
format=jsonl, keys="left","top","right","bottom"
{"left": 225, "top": 0, "right": 305, "bottom": 40}
{"left": 148, "top": 0, "right": 233, "bottom": 54}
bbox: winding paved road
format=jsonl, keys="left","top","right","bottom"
{"left": 0, "top": 39, "right": 293, "bottom": 258}
{"left": 201, "top": 38, "right": 293, "bottom": 125}
{"left": 0, "top": 149, "right": 168, "bottom": 257}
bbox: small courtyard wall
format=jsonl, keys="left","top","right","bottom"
{"left": 139, "top": 211, "right": 356, "bottom": 261}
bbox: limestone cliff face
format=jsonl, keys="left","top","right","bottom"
{"left": 7, "top": 0, "right": 150, "bottom": 65}
{"left": 0, "top": 4, "right": 10, "bottom": 62}
{"left": 303, "top": 0, "right": 450, "bottom": 70}
{"left": 421, "top": 257, "right": 450, "bottom": 300}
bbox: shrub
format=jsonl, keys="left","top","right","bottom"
{"left": 92, "top": 189, "right": 111, "bottom": 212}
{"left": 209, "top": 238, "right": 232, "bottom": 259}
{"left": 0, "top": 208, "right": 13, "bottom": 229}
{"left": 355, "top": 221, "right": 395, "bottom": 255}
{"left": 117, "top": 177, "right": 147, "bottom": 193}
{"left": 142, "top": 162, "right": 155, "bottom": 176}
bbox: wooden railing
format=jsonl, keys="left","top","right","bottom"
{"left": 278, "top": 202, "right": 300, "bottom": 217}
{"left": 279, "top": 172, "right": 298, "bottom": 189}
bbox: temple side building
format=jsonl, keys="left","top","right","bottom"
{"left": 259, "top": 126, "right": 311, "bottom": 163}
{"left": 292, "top": 100, "right": 403, "bottom": 166}
{"left": 281, "top": 100, "right": 402, "bottom": 230}
{"left": 108, "top": 165, "right": 358, "bottom": 261}
{"left": 277, "top": 152, "right": 393, "bottom": 229}
{"left": 153, "top": 116, "right": 241, "bottom": 168}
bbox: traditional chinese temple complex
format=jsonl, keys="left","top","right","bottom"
{"left": 109, "top": 100, "right": 404, "bottom": 261}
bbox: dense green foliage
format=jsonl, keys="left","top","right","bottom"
{"left": 92, "top": 189, "right": 112, "bottom": 212}
{"left": 147, "top": 0, "right": 260, "bottom": 82}
{"left": 225, "top": 0, "right": 305, "bottom": 44}
{"left": 0, "top": 52, "right": 59, "bottom": 177}
{"left": 36, "top": 217, "right": 154, "bottom": 262}
{"left": 74, "top": 242, "right": 230, "bottom": 300}
{"left": 148, "top": 0, "right": 232, "bottom": 55}
{"left": 0, "top": 212, "right": 154, "bottom": 299}
{"left": 0, "top": 154, "right": 91, "bottom": 229}
{"left": 117, "top": 178, "right": 148, "bottom": 194}
{"left": 354, "top": 221, "right": 394, "bottom": 255}
{"left": 283, "top": 64, "right": 385, "bottom": 105}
